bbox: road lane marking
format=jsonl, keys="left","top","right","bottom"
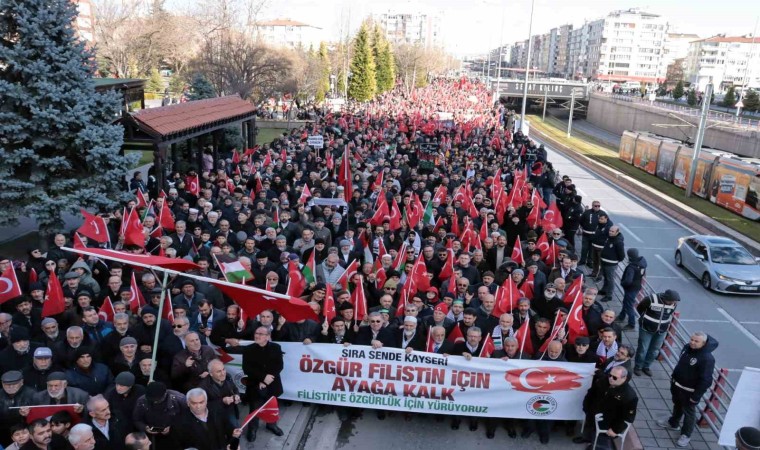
{"left": 679, "top": 319, "right": 730, "bottom": 323}
{"left": 618, "top": 223, "right": 643, "bottom": 243}
{"left": 654, "top": 254, "right": 689, "bottom": 282}
{"left": 716, "top": 307, "right": 760, "bottom": 349}
{"left": 645, "top": 275, "right": 684, "bottom": 279}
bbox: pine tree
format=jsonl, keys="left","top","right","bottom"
{"left": 316, "top": 42, "right": 331, "bottom": 103}
{"left": 146, "top": 68, "right": 164, "bottom": 93}
{"left": 337, "top": 67, "right": 347, "bottom": 97}
{"left": 0, "top": 0, "right": 138, "bottom": 233}
{"left": 687, "top": 89, "right": 697, "bottom": 106}
{"left": 373, "top": 25, "right": 395, "bottom": 94}
{"left": 743, "top": 89, "right": 760, "bottom": 112}
{"left": 722, "top": 85, "right": 737, "bottom": 108}
{"left": 187, "top": 73, "right": 216, "bottom": 100}
{"left": 672, "top": 81, "right": 685, "bottom": 100}
{"left": 348, "top": 23, "right": 377, "bottom": 102}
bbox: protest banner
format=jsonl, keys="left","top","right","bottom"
{"left": 275, "top": 343, "right": 594, "bottom": 420}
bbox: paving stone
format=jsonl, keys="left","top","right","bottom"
{"left": 656, "top": 438, "right": 676, "bottom": 447}
{"left": 689, "top": 440, "right": 710, "bottom": 449}
{"left": 636, "top": 388, "right": 662, "bottom": 399}
{"left": 642, "top": 398, "right": 671, "bottom": 410}
{"left": 638, "top": 437, "right": 659, "bottom": 448}
{"left": 636, "top": 428, "right": 653, "bottom": 438}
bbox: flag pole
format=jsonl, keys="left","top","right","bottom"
{"left": 149, "top": 270, "right": 169, "bottom": 382}
{"left": 518, "top": 317, "right": 528, "bottom": 359}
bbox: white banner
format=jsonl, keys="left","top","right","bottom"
{"left": 719, "top": 367, "right": 760, "bottom": 446}
{"left": 276, "top": 343, "right": 595, "bottom": 420}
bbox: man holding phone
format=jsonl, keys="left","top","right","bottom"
{"left": 133, "top": 382, "right": 186, "bottom": 450}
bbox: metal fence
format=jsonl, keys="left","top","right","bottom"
{"left": 611, "top": 261, "right": 736, "bottom": 445}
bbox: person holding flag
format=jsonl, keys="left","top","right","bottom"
{"left": 241, "top": 326, "right": 284, "bottom": 441}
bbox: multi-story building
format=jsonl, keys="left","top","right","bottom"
{"left": 594, "top": 9, "right": 668, "bottom": 85}
{"left": 510, "top": 40, "right": 528, "bottom": 69}
{"left": 255, "top": 19, "right": 324, "bottom": 50}
{"left": 73, "top": 0, "right": 95, "bottom": 45}
{"left": 372, "top": 11, "right": 442, "bottom": 48}
{"left": 547, "top": 25, "right": 573, "bottom": 77}
{"left": 660, "top": 33, "right": 700, "bottom": 81}
{"left": 684, "top": 35, "right": 760, "bottom": 93}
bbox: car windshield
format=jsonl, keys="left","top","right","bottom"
{"left": 710, "top": 246, "right": 756, "bottom": 265}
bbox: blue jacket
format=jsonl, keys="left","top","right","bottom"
{"left": 672, "top": 335, "right": 718, "bottom": 402}
{"left": 66, "top": 362, "right": 114, "bottom": 396}
{"left": 83, "top": 320, "right": 115, "bottom": 346}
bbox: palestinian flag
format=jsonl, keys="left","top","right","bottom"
{"left": 422, "top": 200, "right": 435, "bottom": 226}
{"left": 217, "top": 258, "right": 253, "bottom": 283}
{"left": 302, "top": 250, "right": 316, "bottom": 285}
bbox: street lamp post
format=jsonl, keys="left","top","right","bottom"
{"left": 686, "top": 81, "right": 713, "bottom": 198}
{"left": 519, "top": 0, "right": 536, "bottom": 134}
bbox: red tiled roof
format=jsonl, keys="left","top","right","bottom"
{"left": 133, "top": 95, "right": 255, "bottom": 137}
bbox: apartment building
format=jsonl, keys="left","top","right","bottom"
{"left": 256, "top": 19, "right": 324, "bottom": 50}
{"left": 684, "top": 35, "right": 760, "bottom": 93}
{"left": 372, "top": 11, "right": 442, "bottom": 48}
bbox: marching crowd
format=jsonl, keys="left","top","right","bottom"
{"left": 0, "top": 77, "right": 725, "bottom": 450}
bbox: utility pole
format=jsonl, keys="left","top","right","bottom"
{"left": 542, "top": 89, "right": 548, "bottom": 121}
{"left": 495, "top": 1, "right": 506, "bottom": 103}
{"left": 519, "top": 0, "right": 536, "bottom": 134}
{"left": 686, "top": 81, "right": 713, "bottom": 198}
{"left": 567, "top": 89, "right": 576, "bottom": 137}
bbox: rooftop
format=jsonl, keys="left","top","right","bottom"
{"left": 696, "top": 35, "right": 760, "bottom": 44}
{"left": 132, "top": 95, "right": 255, "bottom": 138}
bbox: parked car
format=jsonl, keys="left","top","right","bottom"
{"left": 675, "top": 235, "right": 760, "bottom": 294}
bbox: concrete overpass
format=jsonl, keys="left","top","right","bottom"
{"left": 490, "top": 79, "right": 590, "bottom": 100}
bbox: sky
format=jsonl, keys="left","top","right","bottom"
{"left": 168, "top": 0, "right": 760, "bottom": 56}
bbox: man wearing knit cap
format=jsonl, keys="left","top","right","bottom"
{"left": 133, "top": 381, "right": 187, "bottom": 450}
{"left": 105, "top": 371, "right": 144, "bottom": 431}
{"left": 0, "top": 327, "right": 37, "bottom": 374}
{"left": 423, "top": 303, "right": 455, "bottom": 334}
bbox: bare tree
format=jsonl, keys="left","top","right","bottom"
{"left": 192, "top": 33, "right": 290, "bottom": 101}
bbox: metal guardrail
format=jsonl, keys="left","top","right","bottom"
{"left": 610, "top": 260, "right": 736, "bottom": 446}
{"left": 592, "top": 92, "right": 760, "bottom": 130}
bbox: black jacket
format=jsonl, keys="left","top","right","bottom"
{"left": 133, "top": 389, "right": 187, "bottom": 431}
{"left": 600, "top": 233, "right": 625, "bottom": 266}
{"left": 583, "top": 377, "right": 638, "bottom": 434}
{"left": 104, "top": 384, "right": 145, "bottom": 431}
{"left": 242, "top": 342, "right": 284, "bottom": 398}
{"left": 176, "top": 405, "right": 237, "bottom": 450}
{"left": 620, "top": 256, "right": 647, "bottom": 292}
{"left": 86, "top": 412, "right": 129, "bottom": 450}
{"left": 672, "top": 335, "right": 718, "bottom": 402}
{"left": 354, "top": 326, "right": 395, "bottom": 348}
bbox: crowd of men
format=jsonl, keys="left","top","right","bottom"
{"left": 0, "top": 77, "right": 719, "bottom": 449}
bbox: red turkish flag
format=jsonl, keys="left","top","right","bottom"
{"left": 447, "top": 324, "right": 465, "bottom": 344}
{"left": 122, "top": 208, "right": 144, "bottom": 248}
{"left": 25, "top": 405, "right": 81, "bottom": 424}
{"left": 326, "top": 151, "right": 334, "bottom": 171}
{"left": 135, "top": 189, "right": 149, "bottom": 208}
{"left": 158, "top": 200, "right": 175, "bottom": 232}
{"left": 391, "top": 243, "right": 407, "bottom": 271}
{"left": 566, "top": 287, "right": 589, "bottom": 344}
{"left": 564, "top": 274, "right": 584, "bottom": 307}
{"left": 129, "top": 272, "right": 146, "bottom": 314}
{"left": 374, "top": 267, "right": 387, "bottom": 291}
{"left": 515, "top": 316, "right": 534, "bottom": 357}
{"left": 433, "top": 184, "right": 447, "bottom": 204}
{"left": 241, "top": 397, "right": 279, "bottom": 427}
{"left": 495, "top": 276, "right": 519, "bottom": 315}
{"left": 368, "top": 198, "right": 390, "bottom": 227}
{"left": 537, "top": 232, "right": 551, "bottom": 262}
{"left": 212, "top": 345, "right": 234, "bottom": 364}
{"left": 539, "top": 309, "right": 568, "bottom": 354}
{"left": 479, "top": 333, "right": 496, "bottom": 358}
{"left": 527, "top": 205, "right": 541, "bottom": 228}
{"left": 410, "top": 253, "right": 430, "bottom": 292}
{"left": 298, "top": 184, "right": 312, "bottom": 204}
{"left": 350, "top": 279, "right": 368, "bottom": 322}
{"left": 287, "top": 260, "right": 306, "bottom": 297}
{"left": 531, "top": 188, "right": 547, "bottom": 210}
{"left": 480, "top": 217, "right": 488, "bottom": 241}
{"left": 438, "top": 248, "right": 455, "bottom": 281}
{"left": 511, "top": 236, "right": 525, "bottom": 266}
{"left": 186, "top": 174, "right": 200, "bottom": 196}
{"left": 213, "top": 281, "right": 318, "bottom": 323}
{"left": 338, "top": 149, "right": 352, "bottom": 203}
{"left": 99, "top": 297, "right": 115, "bottom": 322}
{"left": 232, "top": 149, "right": 241, "bottom": 164}
{"left": 542, "top": 200, "right": 564, "bottom": 229}
{"left": 426, "top": 328, "right": 435, "bottom": 352}
{"left": 0, "top": 264, "right": 23, "bottom": 304}
{"left": 77, "top": 209, "right": 110, "bottom": 243}
{"left": 336, "top": 259, "right": 359, "bottom": 292}
{"left": 42, "top": 271, "right": 66, "bottom": 317}
{"left": 323, "top": 283, "right": 336, "bottom": 322}
{"left": 262, "top": 151, "right": 272, "bottom": 168}
{"left": 369, "top": 169, "right": 384, "bottom": 192}
{"left": 389, "top": 199, "right": 402, "bottom": 231}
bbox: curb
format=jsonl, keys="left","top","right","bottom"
{"left": 280, "top": 403, "right": 317, "bottom": 450}
{"left": 530, "top": 126, "right": 760, "bottom": 255}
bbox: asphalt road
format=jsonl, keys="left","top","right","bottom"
{"left": 543, "top": 142, "right": 760, "bottom": 378}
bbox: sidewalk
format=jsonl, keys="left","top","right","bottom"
{"left": 588, "top": 265, "right": 721, "bottom": 450}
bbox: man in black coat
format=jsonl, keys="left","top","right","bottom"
{"left": 0, "top": 327, "right": 39, "bottom": 374}
{"left": 177, "top": 388, "right": 241, "bottom": 450}
{"left": 598, "top": 225, "right": 625, "bottom": 302}
{"left": 394, "top": 316, "right": 426, "bottom": 352}
{"left": 104, "top": 372, "right": 145, "bottom": 432}
{"left": 242, "top": 326, "right": 284, "bottom": 441}
{"left": 198, "top": 359, "right": 242, "bottom": 429}
{"left": 450, "top": 326, "right": 484, "bottom": 432}
{"left": 85, "top": 395, "right": 128, "bottom": 450}
{"left": 428, "top": 326, "right": 454, "bottom": 355}
{"left": 575, "top": 366, "right": 637, "bottom": 449}
{"left": 0, "top": 370, "right": 36, "bottom": 445}
{"left": 209, "top": 304, "right": 255, "bottom": 352}
{"left": 355, "top": 312, "right": 395, "bottom": 348}
{"left": 656, "top": 333, "right": 718, "bottom": 448}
